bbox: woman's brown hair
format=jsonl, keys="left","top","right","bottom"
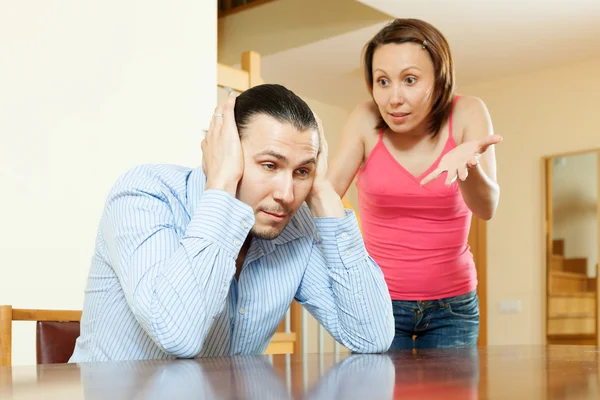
{"left": 363, "top": 19, "right": 455, "bottom": 137}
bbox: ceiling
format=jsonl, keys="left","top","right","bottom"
{"left": 218, "top": 0, "right": 390, "bottom": 66}
{"left": 259, "top": 0, "right": 600, "bottom": 110}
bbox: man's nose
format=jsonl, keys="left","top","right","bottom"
{"left": 273, "top": 174, "right": 294, "bottom": 205}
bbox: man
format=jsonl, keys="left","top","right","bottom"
{"left": 69, "top": 84, "right": 394, "bottom": 362}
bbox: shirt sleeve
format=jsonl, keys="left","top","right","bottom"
{"left": 102, "top": 171, "right": 254, "bottom": 358}
{"left": 294, "top": 209, "right": 395, "bottom": 353}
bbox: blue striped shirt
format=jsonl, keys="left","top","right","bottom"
{"left": 69, "top": 164, "right": 394, "bottom": 362}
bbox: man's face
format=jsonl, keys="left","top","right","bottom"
{"left": 237, "top": 114, "right": 319, "bottom": 240}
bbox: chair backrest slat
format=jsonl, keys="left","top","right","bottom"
{"left": 0, "top": 305, "right": 82, "bottom": 367}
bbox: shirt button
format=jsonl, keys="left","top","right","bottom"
{"left": 341, "top": 232, "right": 348, "bottom": 239}
{"left": 345, "top": 248, "right": 351, "bottom": 255}
{"left": 239, "top": 308, "right": 245, "bottom": 315}
{"left": 241, "top": 221, "right": 248, "bottom": 229}
{"left": 234, "top": 239, "right": 241, "bottom": 247}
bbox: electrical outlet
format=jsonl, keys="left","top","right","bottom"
{"left": 498, "top": 300, "right": 521, "bottom": 313}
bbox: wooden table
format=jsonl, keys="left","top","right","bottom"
{"left": 1, "top": 345, "right": 599, "bottom": 399}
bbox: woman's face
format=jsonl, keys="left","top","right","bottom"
{"left": 371, "top": 42, "right": 436, "bottom": 135}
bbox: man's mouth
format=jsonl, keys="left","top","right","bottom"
{"left": 261, "top": 210, "right": 288, "bottom": 223}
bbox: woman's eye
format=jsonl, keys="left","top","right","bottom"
{"left": 405, "top": 76, "right": 417, "bottom": 85}
{"left": 377, "top": 78, "right": 389, "bottom": 86}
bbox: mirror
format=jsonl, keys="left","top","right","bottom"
{"left": 545, "top": 150, "right": 599, "bottom": 345}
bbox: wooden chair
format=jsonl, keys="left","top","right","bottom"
{"left": 0, "top": 305, "right": 298, "bottom": 366}
{"left": 0, "top": 305, "right": 81, "bottom": 367}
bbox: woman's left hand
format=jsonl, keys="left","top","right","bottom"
{"left": 420, "top": 134, "right": 502, "bottom": 186}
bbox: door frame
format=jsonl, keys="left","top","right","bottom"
{"left": 470, "top": 217, "right": 488, "bottom": 346}
{"left": 542, "top": 149, "right": 600, "bottom": 345}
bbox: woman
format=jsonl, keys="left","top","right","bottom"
{"left": 327, "top": 18, "right": 501, "bottom": 349}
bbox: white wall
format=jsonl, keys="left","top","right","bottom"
{"left": 0, "top": 1, "right": 217, "bottom": 365}
{"left": 461, "top": 57, "right": 600, "bottom": 346}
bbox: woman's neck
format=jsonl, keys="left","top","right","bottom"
{"left": 385, "top": 121, "right": 438, "bottom": 149}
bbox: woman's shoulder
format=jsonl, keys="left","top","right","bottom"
{"left": 351, "top": 100, "right": 380, "bottom": 122}
{"left": 452, "top": 94, "right": 492, "bottom": 143}
{"left": 454, "top": 94, "right": 488, "bottom": 115}
{"left": 348, "top": 100, "right": 381, "bottom": 139}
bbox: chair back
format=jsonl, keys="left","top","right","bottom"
{"left": 36, "top": 321, "right": 80, "bottom": 364}
{"left": 0, "top": 306, "right": 82, "bottom": 366}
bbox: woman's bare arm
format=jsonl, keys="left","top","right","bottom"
{"left": 327, "top": 101, "right": 379, "bottom": 197}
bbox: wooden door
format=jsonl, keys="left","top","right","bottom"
{"left": 468, "top": 216, "right": 487, "bottom": 346}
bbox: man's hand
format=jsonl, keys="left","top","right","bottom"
{"left": 202, "top": 93, "right": 244, "bottom": 197}
{"left": 305, "top": 113, "right": 346, "bottom": 218}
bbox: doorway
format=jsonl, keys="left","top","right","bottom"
{"left": 544, "top": 150, "right": 599, "bottom": 345}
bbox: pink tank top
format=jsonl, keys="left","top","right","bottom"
{"left": 356, "top": 97, "right": 477, "bottom": 300}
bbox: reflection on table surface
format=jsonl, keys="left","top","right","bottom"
{"left": 1, "top": 345, "right": 599, "bottom": 399}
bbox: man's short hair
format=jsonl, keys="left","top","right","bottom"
{"left": 234, "top": 84, "right": 318, "bottom": 137}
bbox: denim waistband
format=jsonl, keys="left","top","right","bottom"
{"left": 392, "top": 290, "right": 477, "bottom": 309}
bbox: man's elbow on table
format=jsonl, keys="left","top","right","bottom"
{"left": 155, "top": 336, "right": 205, "bottom": 359}
{"left": 142, "top": 314, "right": 206, "bottom": 359}
{"left": 345, "top": 337, "right": 393, "bottom": 354}
{"left": 343, "top": 324, "right": 395, "bottom": 354}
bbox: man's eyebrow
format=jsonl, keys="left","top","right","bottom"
{"left": 254, "top": 150, "right": 316, "bottom": 167}
{"left": 298, "top": 157, "right": 317, "bottom": 166}
{"left": 254, "top": 150, "right": 288, "bottom": 163}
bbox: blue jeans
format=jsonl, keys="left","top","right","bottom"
{"left": 389, "top": 290, "right": 480, "bottom": 350}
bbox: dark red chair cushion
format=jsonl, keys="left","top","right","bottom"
{"left": 36, "top": 321, "right": 80, "bottom": 364}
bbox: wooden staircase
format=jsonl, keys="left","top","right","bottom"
{"left": 547, "top": 239, "right": 598, "bottom": 345}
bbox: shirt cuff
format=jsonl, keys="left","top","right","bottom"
{"left": 313, "top": 209, "right": 368, "bottom": 267}
{"left": 185, "top": 189, "right": 255, "bottom": 257}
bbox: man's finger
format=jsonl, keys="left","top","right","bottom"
{"left": 201, "top": 138, "right": 207, "bottom": 164}
{"left": 314, "top": 114, "right": 326, "bottom": 153}
{"left": 320, "top": 133, "right": 328, "bottom": 158}
{"left": 224, "top": 92, "right": 237, "bottom": 124}
{"left": 219, "top": 93, "right": 238, "bottom": 141}
{"left": 207, "top": 105, "right": 220, "bottom": 136}
{"left": 211, "top": 104, "right": 225, "bottom": 138}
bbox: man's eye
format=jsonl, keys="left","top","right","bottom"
{"left": 262, "top": 163, "right": 276, "bottom": 170}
